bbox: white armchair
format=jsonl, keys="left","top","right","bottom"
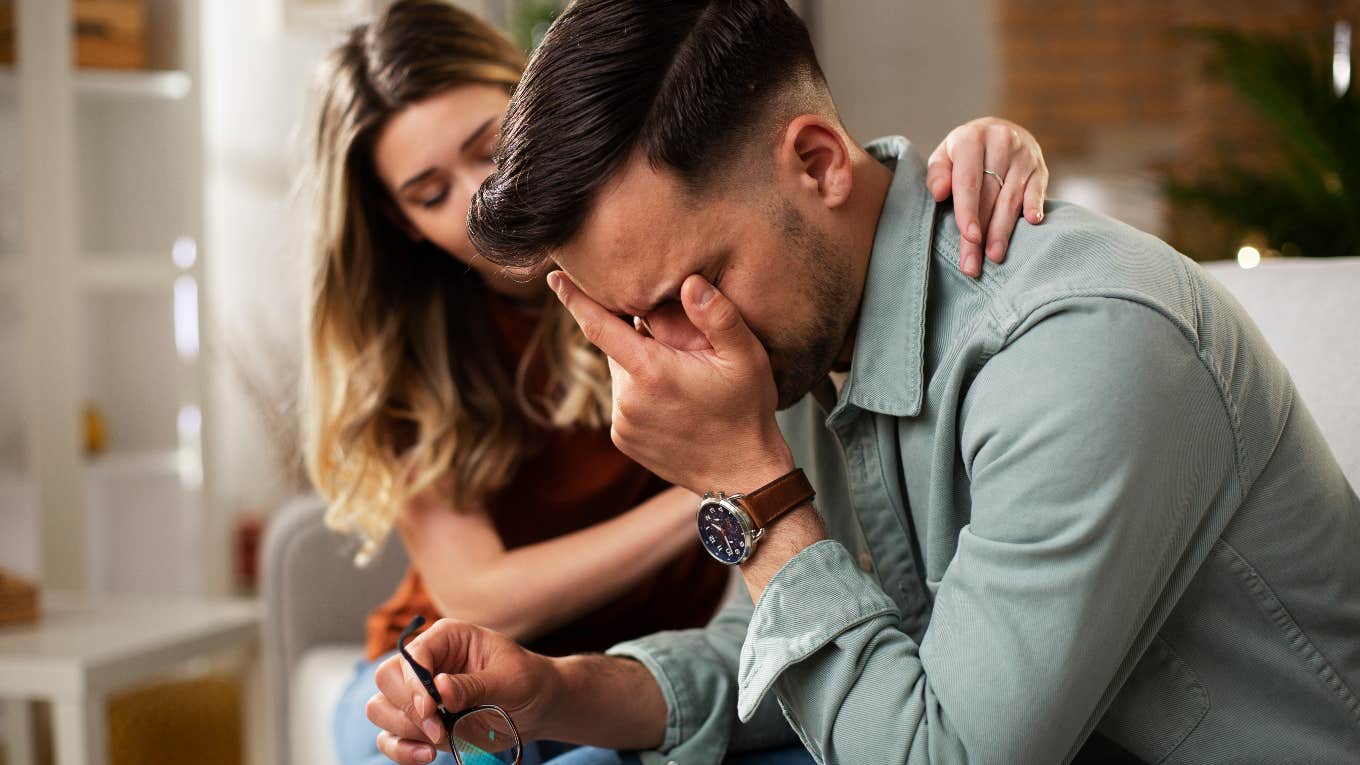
{"left": 262, "top": 496, "right": 408, "bottom": 765}
{"left": 1202, "top": 257, "right": 1360, "bottom": 487}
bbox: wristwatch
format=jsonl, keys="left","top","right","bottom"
{"left": 697, "top": 468, "right": 816, "bottom": 565}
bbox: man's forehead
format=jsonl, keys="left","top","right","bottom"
{"left": 552, "top": 243, "right": 675, "bottom": 317}
{"left": 554, "top": 157, "right": 705, "bottom": 314}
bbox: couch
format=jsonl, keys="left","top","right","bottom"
{"left": 262, "top": 496, "right": 407, "bottom": 765}
{"left": 262, "top": 256, "right": 1359, "bottom": 765}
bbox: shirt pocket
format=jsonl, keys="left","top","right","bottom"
{"left": 1094, "top": 635, "right": 1210, "bottom": 764}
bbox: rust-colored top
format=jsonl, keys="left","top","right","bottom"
{"left": 365, "top": 290, "right": 728, "bottom": 660}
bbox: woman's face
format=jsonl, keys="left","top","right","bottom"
{"left": 372, "top": 83, "right": 539, "bottom": 298}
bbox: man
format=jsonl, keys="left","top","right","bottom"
{"left": 367, "top": 1, "right": 1360, "bottom": 763}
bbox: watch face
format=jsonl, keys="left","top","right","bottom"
{"left": 698, "top": 500, "right": 749, "bottom": 565}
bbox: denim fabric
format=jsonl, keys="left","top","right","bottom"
{"left": 543, "top": 745, "right": 816, "bottom": 765}
{"left": 608, "top": 137, "right": 1360, "bottom": 764}
{"left": 334, "top": 653, "right": 574, "bottom": 765}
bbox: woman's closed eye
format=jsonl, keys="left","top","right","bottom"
{"left": 417, "top": 187, "right": 449, "bottom": 209}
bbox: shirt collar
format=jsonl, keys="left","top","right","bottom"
{"left": 829, "top": 136, "right": 935, "bottom": 423}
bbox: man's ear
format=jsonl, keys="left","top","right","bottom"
{"left": 775, "top": 115, "right": 854, "bottom": 210}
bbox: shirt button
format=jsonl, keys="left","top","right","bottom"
{"left": 858, "top": 551, "right": 874, "bottom": 572}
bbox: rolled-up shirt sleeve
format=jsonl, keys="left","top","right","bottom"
{"left": 735, "top": 298, "right": 1240, "bottom": 764}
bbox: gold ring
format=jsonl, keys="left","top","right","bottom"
{"left": 983, "top": 169, "right": 1004, "bottom": 188}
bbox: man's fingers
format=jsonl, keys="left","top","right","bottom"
{"left": 946, "top": 126, "right": 986, "bottom": 244}
{"left": 377, "top": 730, "right": 439, "bottom": 765}
{"left": 679, "top": 275, "right": 762, "bottom": 361}
{"left": 367, "top": 692, "right": 433, "bottom": 745}
{"left": 549, "top": 271, "right": 648, "bottom": 372}
{"left": 435, "top": 672, "right": 491, "bottom": 716}
{"left": 643, "top": 301, "right": 711, "bottom": 351}
{"left": 402, "top": 654, "right": 438, "bottom": 731}
{"left": 374, "top": 651, "right": 444, "bottom": 745}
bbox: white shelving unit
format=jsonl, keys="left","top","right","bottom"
{"left": 81, "top": 250, "right": 185, "bottom": 291}
{"left": 3, "top": 0, "right": 209, "bottom": 597}
{"left": 0, "top": 66, "right": 192, "bottom": 100}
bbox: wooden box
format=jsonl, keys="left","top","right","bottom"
{"left": 0, "top": 568, "right": 40, "bottom": 627}
{"left": 0, "top": 0, "right": 147, "bottom": 70}
{"left": 0, "top": 2, "right": 11, "bottom": 65}
{"left": 74, "top": 0, "right": 146, "bottom": 69}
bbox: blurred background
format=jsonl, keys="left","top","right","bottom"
{"left": 0, "top": 1, "right": 1355, "bottom": 764}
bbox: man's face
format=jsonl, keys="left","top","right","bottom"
{"left": 552, "top": 154, "right": 858, "bottom": 409}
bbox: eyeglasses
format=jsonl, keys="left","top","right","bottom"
{"left": 399, "top": 615, "right": 523, "bottom": 765}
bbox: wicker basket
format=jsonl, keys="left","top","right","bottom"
{"left": 107, "top": 674, "right": 244, "bottom": 765}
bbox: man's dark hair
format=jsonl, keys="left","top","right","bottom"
{"left": 468, "top": 0, "right": 827, "bottom": 269}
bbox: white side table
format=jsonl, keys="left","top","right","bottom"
{"left": 0, "top": 593, "right": 259, "bottom": 765}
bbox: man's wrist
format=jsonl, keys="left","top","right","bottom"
{"left": 739, "top": 502, "right": 825, "bottom": 601}
{"left": 723, "top": 443, "right": 797, "bottom": 496}
{"left": 543, "top": 653, "right": 667, "bottom": 750}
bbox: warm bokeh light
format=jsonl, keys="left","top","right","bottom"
{"left": 1336, "top": 21, "right": 1353, "bottom": 97}
{"left": 1237, "top": 245, "right": 1262, "bottom": 269}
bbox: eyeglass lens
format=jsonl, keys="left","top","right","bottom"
{"left": 451, "top": 707, "right": 521, "bottom": 764}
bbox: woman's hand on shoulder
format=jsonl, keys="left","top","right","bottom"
{"left": 926, "top": 117, "right": 1049, "bottom": 278}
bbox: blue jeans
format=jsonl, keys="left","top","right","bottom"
{"left": 543, "top": 746, "right": 815, "bottom": 765}
{"left": 336, "top": 654, "right": 813, "bottom": 765}
{"left": 334, "top": 653, "right": 573, "bottom": 765}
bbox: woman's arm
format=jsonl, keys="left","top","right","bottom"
{"left": 396, "top": 482, "right": 701, "bottom": 644}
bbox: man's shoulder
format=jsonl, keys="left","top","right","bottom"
{"left": 935, "top": 200, "right": 1207, "bottom": 346}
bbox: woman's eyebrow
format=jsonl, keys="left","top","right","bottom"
{"left": 460, "top": 116, "right": 496, "bottom": 152}
{"left": 398, "top": 168, "right": 437, "bottom": 192}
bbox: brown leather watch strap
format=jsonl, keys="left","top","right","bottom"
{"left": 741, "top": 468, "right": 816, "bottom": 530}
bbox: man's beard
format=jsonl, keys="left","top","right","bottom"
{"left": 763, "top": 202, "right": 856, "bottom": 410}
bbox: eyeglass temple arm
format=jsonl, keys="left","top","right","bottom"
{"left": 398, "top": 615, "right": 445, "bottom": 708}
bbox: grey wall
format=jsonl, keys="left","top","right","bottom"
{"left": 815, "top": 0, "right": 1000, "bottom": 153}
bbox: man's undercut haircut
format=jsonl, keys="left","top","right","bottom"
{"left": 468, "top": 0, "right": 827, "bottom": 269}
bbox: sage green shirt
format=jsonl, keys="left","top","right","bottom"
{"left": 609, "top": 137, "right": 1360, "bottom": 764}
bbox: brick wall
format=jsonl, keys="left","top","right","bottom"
{"left": 999, "top": 0, "right": 1360, "bottom": 259}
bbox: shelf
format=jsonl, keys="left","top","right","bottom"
{"left": 84, "top": 449, "right": 180, "bottom": 479}
{"left": 0, "top": 67, "right": 192, "bottom": 101}
{"left": 0, "top": 254, "right": 186, "bottom": 292}
{"left": 75, "top": 68, "right": 192, "bottom": 101}
{"left": 84, "top": 448, "right": 203, "bottom": 498}
{"left": 81, "top": 252, "right": 184, "bottom": 291}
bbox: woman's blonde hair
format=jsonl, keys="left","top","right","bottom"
{"left": 303, "top": 0, "right": 610, "bottom": 564}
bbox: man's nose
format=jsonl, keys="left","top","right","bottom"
{"left": 640, "top": 301, "right": 710, "bottom": 351}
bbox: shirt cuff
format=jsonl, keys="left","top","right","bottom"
{"left": 737, "top": 540, "right": 900, "bottom": 721}
{"left": 607, "top": 636, "right": 689, "bottom": 753}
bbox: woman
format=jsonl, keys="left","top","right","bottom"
{"left": 301, "top": 2, "right": 1050, "bottom": 764}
